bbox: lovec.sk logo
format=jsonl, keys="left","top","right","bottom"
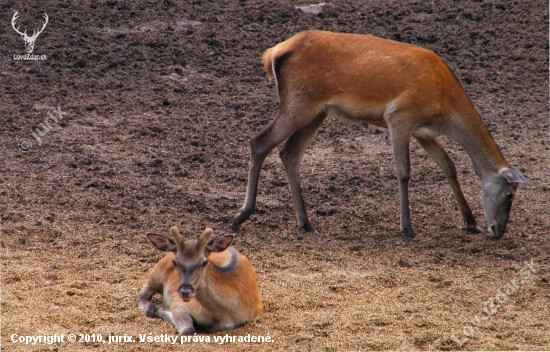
{"left": 12, "top": 11, "right": 48, "bottom": 61}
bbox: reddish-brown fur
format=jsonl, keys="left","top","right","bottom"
{"left": 136, "top": 227, "right": 262, "bottom": 334}
{"left": 233, "top": 30, "right": 530, "bottom": 239}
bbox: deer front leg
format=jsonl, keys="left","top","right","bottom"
{"left": 388, "top": 125, "right": 415, "bottom": 239}
{"left": 136, "top": 285, "right": 160, "bottom": 318}
{"left": 415, "top": 137, "right": 482, "bottom": 233}
{"left": 155, "top": 301, "right": 195, "bottom": 335}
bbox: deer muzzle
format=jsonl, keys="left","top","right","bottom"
{"left": 178, "top": 284, "right": 196, "bottom": 300}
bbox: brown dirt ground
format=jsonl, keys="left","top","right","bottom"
{"left": 1, "top": 0, "right": 549, "bottom": 351}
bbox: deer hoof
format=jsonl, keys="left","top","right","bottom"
{"left": 467, "top": 225, "right": 483, "bottom": 234}
{"left": 298, "top": 221, "right": 315, "bottom": 232}
{"left": 232, "top": 214, "right": 246, "bottom": 229}
{"left": 232, "top": 208, "right": 254, "bottom": 228}
{"left": 179, "top": 326, "right": 196, "bottom": 336}
{"left": 144, "top": 303, "right": 157, "bottom": 318}
{"left": 401, "top": 227, "right": 415, "bottom": 240}
{"left": 231, "top": 218, "right": 241, "bottom": 230}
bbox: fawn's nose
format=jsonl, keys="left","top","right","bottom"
{"left": 178, "top": 284, "right": 195, "bottom": 298}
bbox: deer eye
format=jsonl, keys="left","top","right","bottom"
{"left": 506, "top": 193, "right": 513, "bottom": 200}
{"left": 172, "top": 259, "right": 177, "bottom": 267}
{"left": 202, "top": 260, "right": 208, "bottom": 267}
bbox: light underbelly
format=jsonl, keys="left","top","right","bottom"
{"left": 412, "top": 126, "right": 441, "bottom": 139}
{"left": 327, "top": 104, "right": 388, "bottom": 128}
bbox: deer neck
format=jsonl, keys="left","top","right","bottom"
{"left": 448, "top": 111, "right": 508, "bottom": 180}
{"left": 196, "top": 248, "right": 238, "bottom": 309}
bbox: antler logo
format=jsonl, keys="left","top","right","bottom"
{"left": 12, "top": 11, "right": 49, "bottom": 54}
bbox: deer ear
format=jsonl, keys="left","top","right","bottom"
{"left": 147, "top": 233, "right": 177, "bottom": 253}
{"left": 205, "top": 235, "right": 234, "bottom": 255}
{"left": 499, "top": 168, "right": 532, "bottom": 185}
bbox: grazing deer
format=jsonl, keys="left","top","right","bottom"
{"left": 232, "top": 30, "right": 531, "bottom": 239}
{"left": 136, "top": 227, "right": 262, "bottom": 334}
{"left": 11, "top": 11, "right": 49, "bottom": 54}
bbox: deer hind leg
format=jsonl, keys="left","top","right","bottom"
{"left": 279, "top": 111, "right": 328, "bottom": 232}
{"left": 414, "top": 137, "right": 482, "bottom": 233}
{"left": 233, "top": 106, "right": 322, "bottom": 229}
{"left": 136, "top": 284, "right": 160, "bottom": 318}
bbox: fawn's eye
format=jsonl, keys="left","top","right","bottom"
{"left": 506, "top": 193, "right": 513, "bottom": 200}
{"left": 172, "top": 259, "right": 177, "bottom": 266}
{"left": 202, "top": 260, "right": 208, "bottom": 267}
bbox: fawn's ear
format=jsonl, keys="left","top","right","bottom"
{"left": 204, "top": 235, "right": 234, "bottom": 256}
{"left": 499, "top": 168, "right": 532, "bottom": 185}
{"left": 147, "top": 233, "right": 177, "bottom": 253}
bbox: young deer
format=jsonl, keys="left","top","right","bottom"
{"left": 232, "top": 30, "right": 531, "bottom": 239}
{"left": 136, "top": 227, "right": 262, "bottom": 334}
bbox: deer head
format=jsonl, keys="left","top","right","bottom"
{"left": 12, "top": 11, "right": 49, "bottom": 54}
{"left": 147, "top": 227, "right": 234, "bottom": 301}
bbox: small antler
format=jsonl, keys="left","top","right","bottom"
{"left": 170, "top": 226, "right": 185, "bottom": 247}
{"left": 197, "top": 228, "right": 213, "bottom": 251}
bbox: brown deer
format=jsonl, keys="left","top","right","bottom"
{"left": 232, "top": 30, "right": 531, "bottom": 239}
{"left": 136, "top": 227, "right": 262, "bottom": 334}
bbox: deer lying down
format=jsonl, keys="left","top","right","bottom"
{"left": 232, "top": 30, "right": 531, "bottom": 239}
{"left": 136, "top": 227, "right": 262, "bottom": 334}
